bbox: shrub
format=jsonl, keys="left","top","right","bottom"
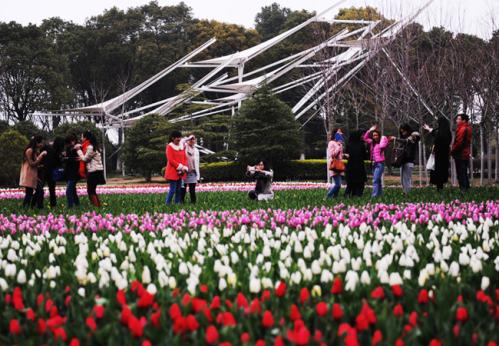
{"left": 0, "top": 129, "right": 28, "bottom": 187}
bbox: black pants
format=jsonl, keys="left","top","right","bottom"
{"left": 455, "top": 158, "right": 470, "bottom": 191}
{"left": 181, "top": 183, "right": 196, "bottom": 203}
{"left": 33, "top": 179, "right": 56, "bottom": 208}
{"left": 87, "top": 180, "right": 98, "bottom": 196}
{"left": 22, "top": 188, "right": 34, "bottom": 207}
{"left": 344, "top": 183, "right": 364, "bottom": 197}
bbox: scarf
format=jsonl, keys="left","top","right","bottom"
{"left": 79, "top": 139, "right": 90, "bottom": 179}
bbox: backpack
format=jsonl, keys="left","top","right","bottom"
{"left": 392, "top": 141, "right": 406, "bottom": 168}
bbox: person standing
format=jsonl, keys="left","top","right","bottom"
{"left": 390, "top": 124, "right": 420, "bottom": 194}
{"left": 363, "top": 125, "right": 392, "bottom": 198}
{"left": 34, "top": 137, "right": 65, "bottom": 208}
{"left": 164, "top": 130, "right": 188, "bottom": 205}
{"left": 326, "top": 130, "right": 344, "bottom": 199}
{"left": 181, "top": 134, "right": 200, "bottom": 204}
{"left": 344, "top": 131, "right": 368, "bottom": 197}
{"left": 75, "top": 131, "right": 105, "bottom": 207}
{"left": 64, "top": 134, "right": 80, "bottom": 208}
{"left": 424, "top": 117, "right": 452, "bottom": 191}
{"left": 450, "top": 114, "right": 472, "bottom": 191}
{"left": 19, "top": 135, "right": 46, "bottom": 208}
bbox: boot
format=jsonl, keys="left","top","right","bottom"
{"left": 89, "top": 194, "right": 100, "bottom": 207}
{"left": 95, "top": 195, "right": 102, "bottom": 207}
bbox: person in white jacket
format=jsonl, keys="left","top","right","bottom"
{"left": 181, "top": 134, "right": 200, "bottom": 204}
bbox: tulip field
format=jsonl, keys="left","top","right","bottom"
{"left": 0, "top": 184, "right": 498, "bottom": 345}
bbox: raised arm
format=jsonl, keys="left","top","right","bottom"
{"left": 363, "top": 130, "right": 373, "bottom": 145}
{"left": 378, "top": 136, "right": 390, "bottom": 150}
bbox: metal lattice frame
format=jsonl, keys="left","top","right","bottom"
{"left": 36, "top": 0, "right": 436, "bottom": 157}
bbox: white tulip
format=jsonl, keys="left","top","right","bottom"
{"left": 0, "top": 278, "right": 8, "bottom": 290}
{"left": 5, "top": 263, "right": 16, "bottom": 277}
{"left": 449, "top": 261, "right": 460, "bottom": 277}
{"left": 311, "top": 285, "right": 322, "bottom": 297}
{"left": 168, "top": 277, "right": 177, "bottom": 289}
{"left": 345, "top": 270, "right": 359, "bottom": 292}
{"left": 142, "top": 266, "right": 151, "bottom": 284}
{"left": 389, "top": 272, "right": 403, "bottom": 286}
{"left": 470, "top": 257, "right": 482, "bottom": 273}
{"left": 249, "top": 277, "right": 261, "bottom": 293}
{"left": 7, "top": 248, "right": 18, "bottom": 262}
{"left": 16, "top": 269, "right": 26, "bottom": 284}
{"left": 78, "top": 287, "right": 85, "bottom": 297}
{"left": 218, "top": 278, "right": 227, "bottom": 291}
{"left": 360, "top": 270, "right": 371, "bottom": 285}
{"left": 481, "top": 276, "right": 490, "bottom": 290}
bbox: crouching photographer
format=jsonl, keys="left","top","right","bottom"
{"left": 246, "top": 160, "right": 274, "bottom": 201}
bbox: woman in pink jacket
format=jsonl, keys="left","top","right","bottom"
{"left": 363, "top": 125, "right": 392, "bottom": 197}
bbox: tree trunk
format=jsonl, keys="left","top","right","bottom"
{"left": 487, "top": 129, "right": 492, "bottom": 183}
{"left": 479, "top": 125, "right": 484, "bottom": 186}
{"left": 496, "top": 127, "right": 499, "bottom": 182}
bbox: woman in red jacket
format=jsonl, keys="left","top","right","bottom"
{"left": 164, "top": 130, "right": 188, "bottom": 205}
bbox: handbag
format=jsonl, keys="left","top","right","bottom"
{"left": 51, "top": 168, "right": 65, "bottom": 182}
{"left": 329, "top": 158, "right": 345, "bottom": 173}
{"left": 426, "top": 153, "right": 435, "bottom": 171}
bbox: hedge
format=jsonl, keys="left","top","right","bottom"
{"left": 200, "top": 160, "right": 331, "bottom": 182}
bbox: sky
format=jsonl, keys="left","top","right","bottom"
{"left": 1, "top": 0, "right": 498, "bottom": 39}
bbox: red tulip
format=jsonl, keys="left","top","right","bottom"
{"left": 137, "top": 291, "right": 154, "bottom": 308}
{"left": 274, "top": 335, "right": 284, "bottom": 346}
{"left": 409, "top": 311, "right": 418, "bottom": 326}
{"left": 53, "top": 327, "right": 67, "bottom": 341}
{"left": 316, "top": 302, "right": 328, "bottom": 316}
{"left": 456, "top": 307, "right": 469, "bottom": 322}
{"left": 331, "top": 277, "right": 343, "bottom": 294}
{"left": 290, "top": 304, "right": 301, "bottom": 321}
{"left": 391, "top": 285, "right": 403, "bottom": 297}
{"left": 355, "top": 313, "right": 369, "bottom": 331}
{"left": 37, "top": 318, "right": 46, "bottom": 334}
{"left": 210, "top": 296, "right": 221, "bottom": 309}
{"left": 9, "top": 319, "right": 21, "bottom": 335}
{"left": 93, "top": 305, "right": 105, "bottom": 319}
{"left": 205, "top": 325, "right": 219, "bottom": 344}
{"left": 151, "top": 310, "right": 161, "bottom": 328}
{"left": 276, "top": 282, "right": 287, "bottom": 297}
{"left": 69, "top": 338, "right": 80, "bottom": 346}
{"left": 371, "top": 286, "right": 385, "bottom": 300}
{"left": 332, "top": 303, "right": 344, "bottom": 320}
{"left": 116, "top": 290, "right": 127, "bottom": 306}
{"left": 12, "top": 287, "right": 24, "bottom": 310}
{"left": 429, "top": 339, "right": 442, "bottom": 346}
{"left": 262, "top": 310, "right": 274, "bottom": 328}
{"left": 299, "top": 288, "right": 310, "bottom": 304}
{"left": 86, "top": 317, "right": 97, "bottom": 332}
{"left": 26, "top": 308, "right": 36, "bottom": 321}
{"left": 186, "top": 314, "right": 199, "bottom": 331}
{"left": 372, "top": 329, "right": 383, "bottom": 345}
{"left": 393, "top": 304, "right": 404, "bottom": 317}
{"left": 241, "top": 332, "right": 250, "bottom": 343}
{"left": 418, "top": 289, "right": 429, "bottom": 304}
{"left": 169, "top": 303, "right": 182, "bottom": 320}
{"left": 236, "top": 293, "right": 249, "bottom": 308}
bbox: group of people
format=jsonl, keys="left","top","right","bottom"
{"left": 19, "top": 131, "right": 105, "bottom": 208}
{"left": 326, "top": 113, "right": 473, "bottom": 199}
{"left": 19, "top": 114, "right": 473, "bottom": 209}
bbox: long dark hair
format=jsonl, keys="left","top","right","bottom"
{"left": 23, "top": 135, "right": 43, "bottom": 161}
{"left": 52, "top": 137, "right": 65, "bottom": 156}
{"left": 400, "top": 123, "right": 412, "bottom": 137}
{"left": 82, "top": 130, "right": 99, "bottom": 151}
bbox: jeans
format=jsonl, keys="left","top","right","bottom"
{"left": 400, "top": 163, "right": 414, "bottom": 194}
{"left": 326, "top": 175, "right": 342, "bottom": 198}
{"left": 66, "top": 180, "right": 80, "bottom": 207}
{"left": 181, "top": 183, "right": 197, "bottom": 203}
{"left": 166, "top": 180, "right": 182, "bottom": 205}
{"left": 372, "top": 162, "right": 384, "bottom": 198}
{"left": 455, "top": 158, "right": 470, "bottom": 191}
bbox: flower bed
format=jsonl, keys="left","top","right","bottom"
{"left": 0, "top": 182, "right": 328, "bottom": 200}
{"left": 0, "top": 201, "right": 498, "bottom": 344}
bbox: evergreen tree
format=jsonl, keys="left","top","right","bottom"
{"left": 231, "top": 86, "right": 303, "bottom": 169}
{"left": 123, "top": 114, "right": 173, "bottom": 181}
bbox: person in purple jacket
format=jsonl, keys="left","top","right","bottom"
{"left": 363, "top": 125, "right": 393, "bottom": 197}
